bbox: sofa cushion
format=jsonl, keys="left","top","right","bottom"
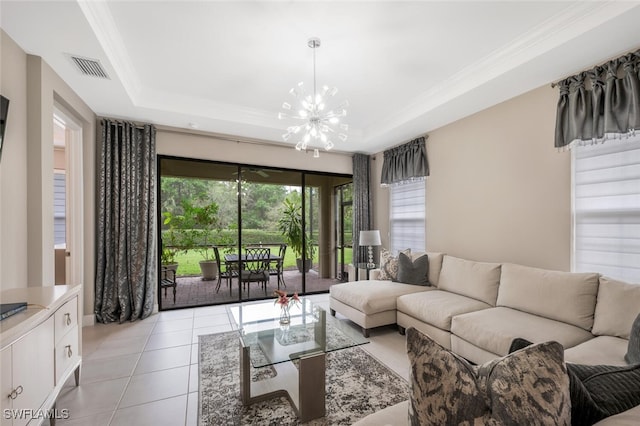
{"left": 593, "top": 276, "right": 640, "bottom": 339}
{"left": 497, "top": 263, "right": 599, "bottom": 330}
{"left": 626, "top": 313, "right": 640, "bottom": 364}
{"left": 329, "top": 280, "right": 433, "bottom": 315}
{"left": 451, "top": 307, "right": 594, "bottom": 357}
{"left": 377, "top": 248, "right": 411, "bottom": 281}
{"left": 406, "top": 327, "right": 487, "bottom": 425}
{"left": 397, "top": 252, "right": 429, "bottom": 286}
{"left": 564, "top": 336, "right": 629, "bottom": 366}
{"left": 436, "top": 256, "right": 501, "bottom": 306}
{"left": 397, "top": 290, "right": 490, "bottom": 331}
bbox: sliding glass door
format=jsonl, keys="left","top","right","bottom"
{"left": 158, "top": 156, "right": 352, "bottom": 310}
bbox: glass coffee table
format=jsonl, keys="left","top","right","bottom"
{"left": 228, "top": 298, "right": 368, "bottom": 422}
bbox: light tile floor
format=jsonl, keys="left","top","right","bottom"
{"left": 56, "top": 294, "right": 409, "bottom": 426}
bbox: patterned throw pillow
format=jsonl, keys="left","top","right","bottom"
{"left": 397, "top": 252, "right": 429, "bottom": 286}
{"left": 406, "top": 327, "right": 487, "bottom": 425}
{"left": 625, "top": 312, "right": 640, "bottom": 364}
{"left": 377, "top": 248, "right": 410, "bottom": 281}
{"left": 406, "top": 327, "right": 571, "bottom": 426}
{"left": 477, "top": 341, "right": 571, "bottom": 425}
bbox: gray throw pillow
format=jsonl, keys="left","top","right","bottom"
{"left": 397, "top": 253, "right": 429, "bottom": 286}
{"left": 625, "top": 313, "right": 640, "bottom": 364}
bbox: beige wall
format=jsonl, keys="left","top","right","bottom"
{"left": 0, "top": 31, "right": 29, "bottom": 289}
{"left": 156, "top": 128, "right": 353, "bottom": 174}
{"left": 1, "top": 31, "right": 96, "bottom": 322}
{"left": 373, "top": 84, "right": 571, "bottom": 271}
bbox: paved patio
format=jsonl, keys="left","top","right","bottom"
{"left": 158, "top": 268, "right": 343, "bottom": 310}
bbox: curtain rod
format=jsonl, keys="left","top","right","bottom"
{"left": 550, "top": 48, "right": 640, "bottom": 88}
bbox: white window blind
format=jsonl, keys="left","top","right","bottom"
{"left": 573, "top": 136, "right": 640, "bottom": 283}
{"left": 390, "top": 180, "right": 425, "bottom": 254}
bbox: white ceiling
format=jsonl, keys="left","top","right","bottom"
{"left": 2, "top": 1, "right": 640, "bottom": 154}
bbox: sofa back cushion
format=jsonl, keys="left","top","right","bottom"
{"left": 437, "top": 256, "right": 501, "bottom": 305}
{"left": 497, "top": 263, "right": 599, "bottom": 331}
{"left": 592, "top": 276, "right": 640, "bottom": 339}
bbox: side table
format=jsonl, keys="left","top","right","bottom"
{"left": 356, "top": 263, "right": 379, "bottom": 280}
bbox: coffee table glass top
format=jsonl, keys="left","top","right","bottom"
{"left": 228, "top": 298, "right": 368, "bottom": 368}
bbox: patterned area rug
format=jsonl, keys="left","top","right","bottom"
{"left": 199, "top": 331, "right": 409, "bottom": 425}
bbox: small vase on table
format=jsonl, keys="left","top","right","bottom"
{"left": 280, "top": 305, "right": 291, "bottom": 325}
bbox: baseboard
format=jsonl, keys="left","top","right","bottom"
{"left": 83, "top": 314, "right": 95, "bottom": 327}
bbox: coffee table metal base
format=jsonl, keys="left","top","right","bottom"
{"left": 239, "top": 341, "right": 326, "bottom": 422}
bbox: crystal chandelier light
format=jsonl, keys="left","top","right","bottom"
{"left": 278, "top": 38, "right": 349, "bottom": 156}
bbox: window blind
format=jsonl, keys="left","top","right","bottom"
{"left": 390, "top": 180, "right": 425, "bottom": 254}
{"left": 573, "top": 135, "right": 640, "bottom": 283}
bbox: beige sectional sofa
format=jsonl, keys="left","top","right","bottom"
{"left": 329, "top": 252, "right": 640, "bottom": 425}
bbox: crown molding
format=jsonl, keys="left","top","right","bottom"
{"left": 364, "top": 1, "right": 639, "bottom": 142}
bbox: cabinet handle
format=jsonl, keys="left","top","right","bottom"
{"left": 64, "top": 312, "right": 72, "bottom": 326}
{"left": 8, "top": 385, "right": 23, "bottom": 400}
{"left": 65, "top": 345, "right": 73, "bottom": 358}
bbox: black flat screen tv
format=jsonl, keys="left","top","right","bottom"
{"left": 0, "top": 95, "right": 9, "bottom": 163}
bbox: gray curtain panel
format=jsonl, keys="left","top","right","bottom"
{"left": 352, "top": 153, "right": 372, "bottom": 266}
{"left": 555, "top": 49, "right": 640, "bottom": 149}
{"left": 380, "top": 136, "right": 429, "bottom": 186}
{"left": 95, "top": 119, "right": 156, "bottom": 323}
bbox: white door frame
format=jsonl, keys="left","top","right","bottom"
{"left": 53, "top": 106, "right": 84, "bottom": 286}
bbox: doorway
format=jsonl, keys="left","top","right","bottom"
{"left": 52, "top": 107, "right": 83, "bottom": 286}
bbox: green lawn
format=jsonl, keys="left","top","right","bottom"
{"left": 171, "top": 246, "right": 352, "bottom": 276}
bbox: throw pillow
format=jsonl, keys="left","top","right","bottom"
{"left": 625, "top": 312, "right": 640, "bottom": 364}
{"left": 397, "top": 252, "right": 429, "bottom": 285}
{"left": 407, "top": 328, "right": 572, "bottom": 426}
{"left": 569, "top": 363, "right": 640, "bottom": 423}
{"left": 406, "top": 327, "right": 487, "bottom": 425}
{"left": 508, "top": 337, "right": 640, "bottom": 426}
{"left": 377, "top": 248, "right": 410, "bottom": 281}
{"left": 477, "top": 340, "right": 571, "bottom": 426}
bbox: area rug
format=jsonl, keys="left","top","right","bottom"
{"left": 199, "top": 330, "right": 409, "bottom": 425}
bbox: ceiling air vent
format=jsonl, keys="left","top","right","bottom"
{"left": 69, "top": 55, "right": 110, "bottom": 79}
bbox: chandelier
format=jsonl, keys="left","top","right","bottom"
{"left": 278, "top": 37, "right": 349, "bottom": 156}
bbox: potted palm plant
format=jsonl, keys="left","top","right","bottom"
{"left": 278, "top": 198, "right": 315, "bottom": 273}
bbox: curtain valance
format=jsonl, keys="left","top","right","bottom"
{"left": 380, "top": 136, "right": 429, "bottom": 186}
{"left": 554, "top": 49, "right": 640, "bottom": 149}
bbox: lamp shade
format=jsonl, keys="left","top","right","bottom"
{"left": 359, "top": 230, "right": 381, "bottom": 246}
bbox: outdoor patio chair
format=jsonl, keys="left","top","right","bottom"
{"left": 160, "top": 267, "right": 177, "bottom": 303}
{"left": 214, "top": 246, "right": 237, "bottom": 294}
{"left": 240, "top": 247, "right": 271, "bottom": 298}
{"left": 269, "top": 243, "right": 287, "bottom": 289}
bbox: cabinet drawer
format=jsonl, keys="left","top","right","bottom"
{"left": 54, "top": 297, "right": 78, "bottom": 345}
{"left": 55, "top": 324, "right": 79, "bottom": 385}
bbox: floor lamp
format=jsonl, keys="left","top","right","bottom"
{"left": 359, "top": 230, "right": 381, "bottom": 268}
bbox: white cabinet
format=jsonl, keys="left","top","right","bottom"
{"left": 1, "top": 317, "right": 55, "bottom": 426}
{"left": 0, "top": 286, "right": 81, "bottom": 426}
